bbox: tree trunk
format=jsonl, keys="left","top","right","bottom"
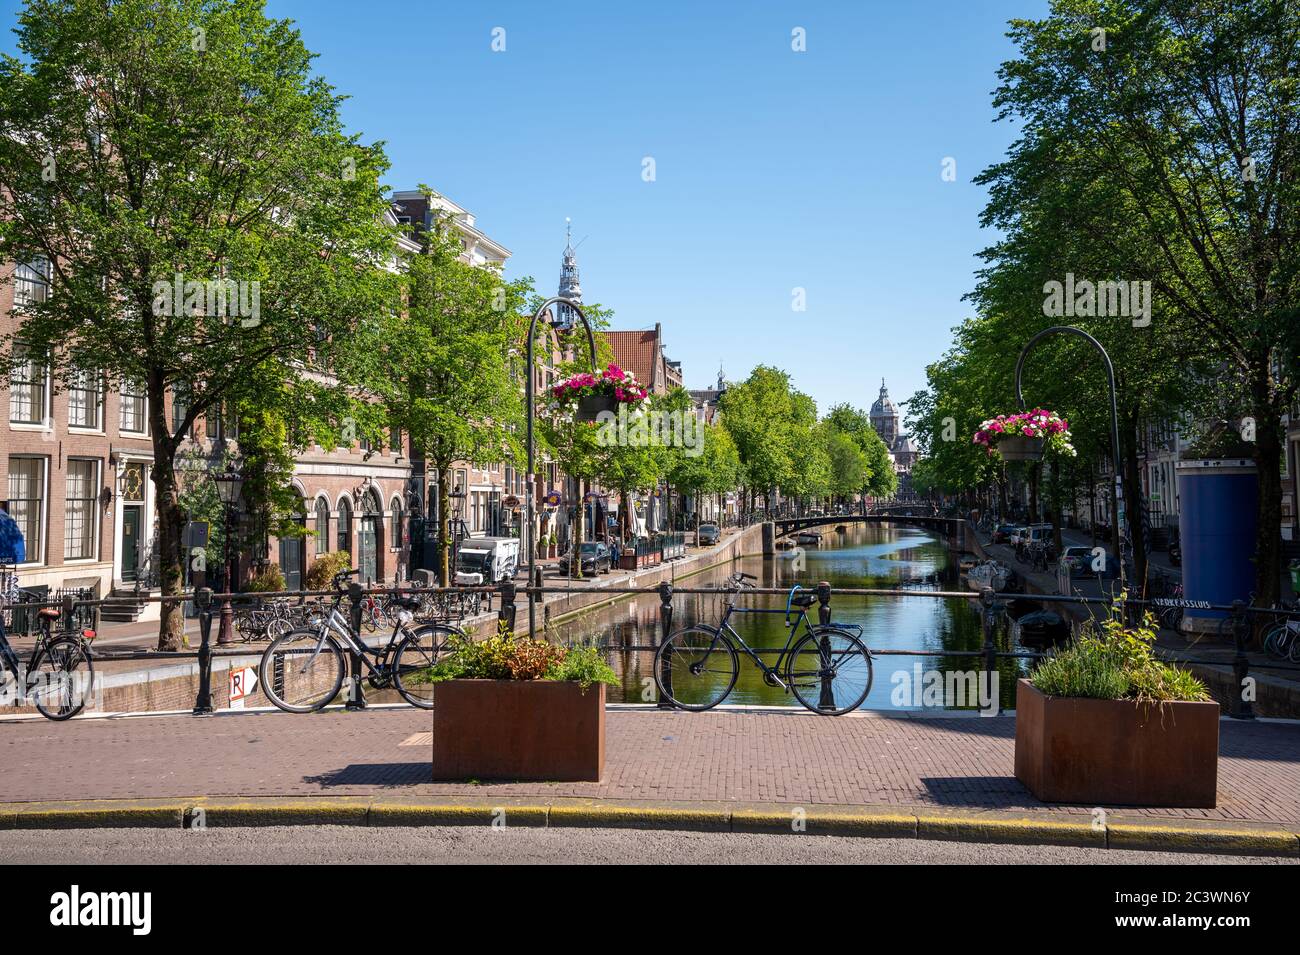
{"left": 1121, "top": 411, "right": 1148, "bottom": 590}
{"left": 573, "top": 477, "right": 586, "bottom": 579}
{"left": 436, "top": 464, "right": 451, "bottom": 586}
{"left": 147, "top": 374, "right": 185, "bottom": 651}
{"left": 1251, "top": 378, "right": 1284, "bottom": 607}
{"left": 1028, "top": 464, "right": 1040, "bottom": 524}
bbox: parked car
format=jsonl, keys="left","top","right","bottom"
{"left": 1060, "top": 544, "right": 1119, "bottom": 578}
{"left": 558, "top": 541, "right": 612, "bottom": 576}
{"left": 1059, "top": 545, "right": 1094, "bottom": 574}
{"left": 697, "top": 523, "right": 721, "bottom": 545}
{"left": 1007, "top": 525, "right": 1030, "bottom": 546}
{"left": 993, "top": 524, "right": 1018, "bottom": 544}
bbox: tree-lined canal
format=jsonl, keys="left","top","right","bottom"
{"left": 556, "top": 523, "right": 1031, "bottom": 711}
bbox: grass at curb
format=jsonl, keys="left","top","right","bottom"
{"left": 0, "top": 796, "right": 1296, "bottom": 858}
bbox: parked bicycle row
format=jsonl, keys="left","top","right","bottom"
{"left": 231, "top": 588, "right": 486, "bottom": 643}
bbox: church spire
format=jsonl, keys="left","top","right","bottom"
{"left": 555, "top": 217, "right": 582, "bottom": 330}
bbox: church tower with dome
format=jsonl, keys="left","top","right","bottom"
{"left": 870, "top": 379, "right": 919, "bottom": 495}
{"left": 870, "top": 379, "right": 899, "bottom": 447}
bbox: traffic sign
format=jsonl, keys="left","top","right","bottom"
{"left": 229, "top": 666, "right": 258, "bottom": 710}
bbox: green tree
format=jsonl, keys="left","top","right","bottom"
{"left": 0, "top": 0, "right": 396, "bottom": 647}
{"left": 825, "top": 403, "right": 898, "bottom": 499}
{"left": 342, "top": 201, "right": 531, "bottom": 585}
{"left": 984, "top": 0, "right": 1300, "bottom": 599}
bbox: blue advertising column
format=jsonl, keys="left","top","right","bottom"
{"left": 1176, "top": 459, "right": 1258, "bottom": 633}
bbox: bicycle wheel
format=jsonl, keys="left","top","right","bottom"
{"left": 29, "top": 637, "right": 95, "bottom": 721}
{"left": 392, "top": 625, "right": 456, "bottom": 709}
{"left": 259, "top": 629, "right": 346, "bottom": 713}
{"left": 786, "top": 628, "right": 873, "bottom": 715}
{"left": 653, "top": 626, "right": 738, "bottom": 711}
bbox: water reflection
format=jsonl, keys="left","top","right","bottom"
{"left": 556, "top": 522, "right": 1030, "bottom": 711}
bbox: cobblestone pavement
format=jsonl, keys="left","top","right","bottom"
{"left": 2, "top": 707, "right": 1297, "bottom": 823}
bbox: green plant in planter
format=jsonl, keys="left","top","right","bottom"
{"left": 1030, "top": 596, "right": 1210, "bottom": 703}
{"left": 423, "top": 632, "right": 618, "bottom": 692}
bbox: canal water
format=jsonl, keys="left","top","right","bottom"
{"left": 555, "top": 522, "right": 1030, "bottom": 712}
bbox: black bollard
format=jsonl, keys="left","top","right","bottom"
{"left": 657, "top": 581, "right": 675, "bottom": 708}
{"left": 499, "top": 578, "right": 517, "bottom": 636}
{"left": 980, "top": 588, "right": 1001, "bottom": 716}
{"left": 816, "top": 581, "right": 835, "bottom": 711}
{"left": 192, "top": 588, "right": 215, "bottom": 715}
{"left": 1229, "top": 600, "right": 1255, "bottom": 720}
{"left": 345, "top": 581, "right": 366, "bottom": 710}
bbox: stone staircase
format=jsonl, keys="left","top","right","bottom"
{"left": 99, "top": 588, "right": 151, "bottom": 623}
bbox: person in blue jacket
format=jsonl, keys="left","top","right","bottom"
{"left": 0, "top": 503, "right": 25, "bottom": 565}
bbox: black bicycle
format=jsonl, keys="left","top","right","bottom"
{"left": 258, "top": 570, "right": 459, "bottom": 713}
{"left": 653, "top": 573, "right": 873, "bottom": 715}
{"left": 0, "top": 599, "right": 96, "bottom": 720}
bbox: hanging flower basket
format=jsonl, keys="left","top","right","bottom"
{"left": 550, "top": 365, "right": 649, "bottom": 424}
{"left": 576, "top": 394, "right": 620, "bottom": 422}
{"left": 998, "top": 435, "right": 1047, "bottom": 461}
{"left": 973, "top": 410, "right": 1075, "bottom": 461}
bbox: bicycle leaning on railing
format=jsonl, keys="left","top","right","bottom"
{"left": 653, "top": 573, "right": 874, "bottom": 715}
{"left": 257, "top": 569, "right": 461, "bottom": 713}
{"left": 0, "top": 595, "right": 96, "bottom": 720}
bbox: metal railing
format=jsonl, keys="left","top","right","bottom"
{"left": 3, "top": 574, "right": 1290, "bottom": 721}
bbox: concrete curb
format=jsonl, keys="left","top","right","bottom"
{"left": 1, "top": 796, "right": 1296, "bottom": 857}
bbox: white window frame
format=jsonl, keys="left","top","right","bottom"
{"left": 64, "top": 457, "right": 101, "bottom": 562}
{"left": 8, "top": 344, "right": 51, "bottom": 429}
{"left": 67, "top": 367, "right": 104, "bottom": 432}
{"left": 13, "top": 258, "right": 51, "bottom": 308}
{"left": 7, "top": 455, "right": 48, "bottom": 566}
{"left": 119, "top": 378, "right": 148, "bottom": 435}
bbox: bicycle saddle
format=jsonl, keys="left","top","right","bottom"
{"left": 391, "top": 596, "right": 420, "bottom": 610}
{"left": 790, "top": 593, "right": 816, "bottom": 609}
{"left": 37, "top": 607, "right": 61, "bottom": 620}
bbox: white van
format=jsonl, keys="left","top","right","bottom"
{"left": 454, "top": 537, "right": 520, "bottom": 585}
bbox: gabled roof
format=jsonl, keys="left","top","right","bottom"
{"left": 604, "top": 328, "right": 661, "bottom": 391}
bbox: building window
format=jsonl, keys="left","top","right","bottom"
{"left": 205, "top": 402, "right": 221, "bottom": 440}
{"left": 68, "top": 368, "right": 103, "bottom": 430}
{"left": 8, "top": 345, "right": 49, "bottom": 425}
{"left": 13, "top": 259, "right": 51, "bottom": 307}
{"left": 119, "top": 379, "right": 146, "bottom": 433}
{"left": 314, "top": 497, "right": 329, "bottom": 558}
{"left": 64, "top": 458, "right": 99, "bottom": 560}
{"left": 171, "top": 386, "right": 189, "bottom": 438}
{"left": 7, "top": 456, "right": 46, "bottom": 564}
{"left": 390, "top": 498, "right": 403, "bottom": 544}
{"left": 337, "top": 498, "right": 351, "bottom": 554}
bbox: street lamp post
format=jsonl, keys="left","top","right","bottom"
{"left": 525, "top": 296, "right": 598, "bottom": 639}
{"left": 212, "top": 468, "right": 244, "bottom": 645}
{"left": 1013, "top": 325, "right": 1126, "bottom": 592}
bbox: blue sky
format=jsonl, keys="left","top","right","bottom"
{"left": 2, "top": 0, "right": 1047, "bottom": 421}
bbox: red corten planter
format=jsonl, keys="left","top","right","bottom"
{"left": 1014, "top": 679, "right": 1219, "bottom": 807}
{"left": 432, "top": 680, "right": 605, "bottom": 782}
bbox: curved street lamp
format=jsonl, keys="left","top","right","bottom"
{"left": 1013, "top": 325, "right": 1126, "bottom": 591}
{"left": 525, "top": 296, "right": 599, "bottom": 638}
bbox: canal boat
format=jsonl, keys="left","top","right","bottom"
{"left": 795, "top": 532, "right": 823, "bottom": 544}
{"left": 965, "top": 560, "right": 1012, "bottom": 592}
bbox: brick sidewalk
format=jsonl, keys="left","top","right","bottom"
{"left": 2, "top": 708, "right": 1297, "bottom": 823}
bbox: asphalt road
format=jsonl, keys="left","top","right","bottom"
{"left": 1, "top": 826, "right": 1295, "bottom": 865}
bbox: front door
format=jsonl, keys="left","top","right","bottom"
{"left": 279, "top": 536, "right": 303, "bottom": 591}
{"left": 358, "top": 517, "right": 378, "bottom": 583}
{"left": 122, "top": 505, "right": 143, "bottom": 581}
